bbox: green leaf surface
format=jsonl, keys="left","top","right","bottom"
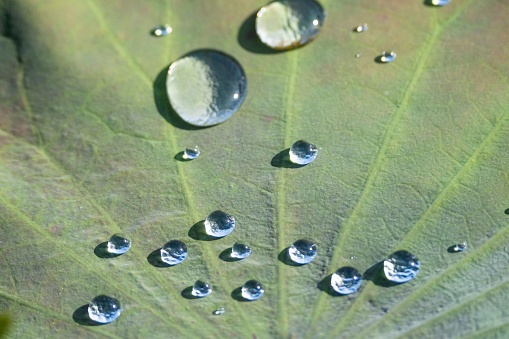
{"left": 1, "top": 0, "right": 508, "bottom": 338}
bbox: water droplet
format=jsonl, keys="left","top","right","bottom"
{"left": 355, "top": 23, "right": 368, "bottom": 32}
{"left": 160, "top": 240, "right": 188, "bottom": 265}
{"left": 212, "top": 307, "right": 225, "bottom": 315}
{"left": 289, "top": 140, "right": 318, "bottom": 165}
{"left": 355, "top": 53, "right": 361, "bottom": 58}
{"left": 204, "top": 210, "right": 236, "bottom": 238}
{"left": 152, "top": 24, "right": 173, "bottom": 37}
{"left": 183, "top": 146, "right": 200, "bottom": 160}
{"left": 288, "top": 239, "right": 317, "bottom": 264}
{"left": 88, "top": 295, "right": 121, "bottom": 324}
{"left": 451, "top": 241, "right": 467, "bottom": 252}
{"left": 241, "top": 280, "right": 264, "bottom": 300}
{"left": 430, "top": 0, "right": 450, "bottom": 6}
{"left": 380, "top": 50, "right": 397, "bottom": 63}
{"left": 383, "top": 250, "right": 420, "bottom": 283}
{"left": 192, "top": 280, "right": 212, "bottom": 297}
{"left": 255, "top": 0, "right": 326, "bottom": 50}
{"left": 231, "top": 242, "right": 252, "bottom": 259}
{"left": 330, "top": 267, "right": 362, "bottom": 295}
{"left": 107, "top": 234, "right": 131, "bottom": 255}
{"left": 350, "top": 255, "right": 356, "bottom": 260}
{"left": 166, "top": 50, "right": 247, "bottom": 127}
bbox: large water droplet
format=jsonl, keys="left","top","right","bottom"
{"left": 383, "top": 250, "right": 420, "bottom": 283}
{"left": 430, "top": 0, "right": 450, "bottom": 6}
{"left": 192, "top": 280, "right": 212, "bottom": 297}
{"left": 255, "top": 0, "right": 326, "bottom": 50}
{"left": 330, "top": 267, "right": 362, "bottom": 295}
{"left": 288, "top": 239, "right": 317, "bottom": 264}
{"left": 241, "top": 280, "right": 264, "bottom": 300}
{"left": 88, "top": 295, "right": 121, "bottom": 324}
{"left": 380, "top": 50, "right": 396, "bottom": 63}
{"left": 289, "top": 140, "right": 318, "bottom": 165}
{"left": 450, "top": 241, "right": 467, "bottom": 253}
{"left": 355, "top": 23, "right": 368, "bottom": 32}
{"left": 160, "top": 240, "right": 188, "bottom": 265}
{"left": 204, "top": 210, "right": 236, "bottom": 237}
{"left": 183, "top": 146, "right": 200, "bottom": 160}
{"left": 231, "top": 242, "right": 252, "bottom": 259}
{"left": 166, "top": 50, "right": 247, "bottom": 127}
{"left": 107, "top": 234, "right": 131, "bottom": 255}
{"left": 152, "top": 24, "right": 172, "bottom": 37}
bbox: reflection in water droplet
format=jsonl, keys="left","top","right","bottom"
{"left": 355, "top": 23, "right": 368, "bottom": 32}
{"left": 380, "top": 50, "right": 397, "bottom": 63}
{"left": 204, "top": 210, "right": 236, "bottom": 237}
{"left": 212, "top": 307, "right": 225, "bottom": 315}
{"left": 241, "top": 280, "right": 264, "bottom": 300}
{"left": 160, "top": 240, "right": 188, "bottom": 265}
{"left": 183, "top": 146, "right": 200, "bottom": 160}
{"left": 288, "top": 239, "right": 317, "bottom": 264}
{"left": 255, "top": 0, "right": 326, "bottom": 50}
{"left": 107, "top": 234, "right": 131, "bottom": 254}
{"left": 330, "top": 267, "right": 362, "bottom": 294}
{"left": 88, "top": 295, "right": 121, "bottom": 324}
{"left": 232, "top": 242, "right": 252, "bottom": 259}
{"left": 384, "top": 250, "right": 420, "bottom": 283}
{"left": 166, "top": 50, "right": 247, "bottom": 127}
{"left": 452, "top": 241, "right": 467, "bottom": 252}
{"left": 192, "top": 280, "right": 212, "bottom": 297}
{"left": 431, "top": 0, "right": 450, "bottom": 6}
{"left": 289, "top": 140, "right": 318, "bottom": 165}
{"left": 152, "top": 24, "right": 172, "bottom": 37}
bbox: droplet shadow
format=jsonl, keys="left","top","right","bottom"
{"left": 504, "top": 208, "right": 509, "bottom": 215}
{"left": 219, "top": 248, "right": 241, "bottom": 262}
{"left": 317, "top": 274, "right": 343, "bottom": 297}
{"left": 146, "top": 249, "right": 172, "bottom": 268}
{"left": 231, "top": 287, "right": 250, "bottom": 302}
{"left": 237, "top": 10, "right": 284, "bottom": 55}
{"left": 271, "top": 149, "right": 305, "bottom": 169}
{"left": 188, "top": 220, "right": 218, "bottom": 241}
{"left": 423, "top": 0, "right": 441, "bottom": 7}
{"left": 374, "top": 55, "right": 387, "bottom": 64}
{"left": 447, "top": 245, "right": 464, "bottom": 253}
{"left": 72, "top": 305, "right": 104, "bottom": 326}
{"left": 278, "top": 247, "right": 304, "bottom": 267}
{"left": 363, "top": 260, "right": 399, "bottom": 288}
{"left": 174, "top": 151, "right": 192, "bottom": 162}
{"left": 181, "top": 286, "right": 200, "bottom": 300}
{"left": 94, "top": 242, "right": 121, "bottom": 259}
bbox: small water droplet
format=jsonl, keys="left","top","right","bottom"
{"left": 288, "top": 239, "right": 317, "bottom": 264}
{"left": 355, "top": 23, "right": 368, "bottom": 32}
{"left": 107, "top": 234, "right": 131, "bottom": 255}
{"left": 160, "top": 240, "right": 188, "bottom": 265}
{"left": 231, "top": 242, "right": 252, "bottom": 259}
{"left": 152, "top": 24, "right": 173, "bottom": 37}
{"left": 380, "top": 50, "right": 397, "bottom": 63}
{"left": 204, "top": 210, "right": 236, "bottom": 238}
{"left": 355, "top": 53, "right": 361, "bottom": 58}
{"left": 383, "top": 250, "right": 420, "bottom": 283}
{"left": 183, "top": 146, "right": 200, "bottom": 160}
{"left": 166, "top": 50, "right": 247, "bottom": 127}
{"left": 255, "top": 0, "right": 326, "bottom": 50}
{"left": 212, "top": 307, "right": 225, "bottom": 315}
{"left": 241, "top": 280, "right": 264, "bottom": 300}
{"left": 192, "top": 280, "right": 212, "bottom": 297}
{"left": 451, "top": 241, "right": 467, "bottom": 252}
{"left": 350, "top": 255, "right": 356, "bottom": 260}
{"left": 88, "top": 295, "right": 121, "bottom": 324}
{"left": 330, "top": 267, "right": 362, "bottom": 295}
{"left": 289, "top": 140, "right": 318, "bottom": 165}
{"left": 430, "top": 0, "right": 450, "bottom": 6}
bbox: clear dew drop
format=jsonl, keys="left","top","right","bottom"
{"left": 452, "top": 241, "right": 467, "bottom": 252}
{"left": 255, "top": 0, "right": 326, "bottom": 50}
{"left": 241, "top": 280, "right": 264, "bottom": 301}
{"left": 183, "top": 146, "right": 200, "bottom": 160}
{"left": 191, "top": 280, "right": 212, "bottom": 298}
{"left": 212, "top": 307, "right": 225, "bottom": 315}
{"left": 231, "top": 242, "right": 252, "bottom": 259}
{"left": 288, "top": 239, "right": 317, "bottom": 264}
{"left": 355, "top": 53, "right": 361, "bottom": 58}
{"left": 355, "top": 23, "right": 368, "bottom": 32}
{"left": 152, "top": 24, "right": 172, "bottom": 37}
{"left": 204, "top": 210, "right": 236, "bottom": 238}
{"left": 383, "top": 250, "right": 420, "bottom": 283}
{"left": 430, "top": 0, "right": 450, "bottom": 6}
{"left": 289, "top": 140, "right": 318, "bottom": 165}
{"left": 160, "top": 240, "right": 188, "bottom": 265}
{"left": 380, "top": 50, "right": 397, "bottom": 63}
{"left": 330, "top": 267, "right": 363, "bottom": 295}
{"left": 88, "top": 295, "right": 121, "bottom": 324}
{"left": 166, "top": 50, "right": 247, "bottom": 127}
{"left": 107, "top": 234, "right": 131, "bottom": 255}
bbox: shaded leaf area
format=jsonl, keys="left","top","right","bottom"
{"left": 0, "top": 0, "right": 508, "bottom": 338}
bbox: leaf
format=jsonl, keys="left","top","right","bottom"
{"left": 1, "top": 0, "right": 508, "bottom": 337}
